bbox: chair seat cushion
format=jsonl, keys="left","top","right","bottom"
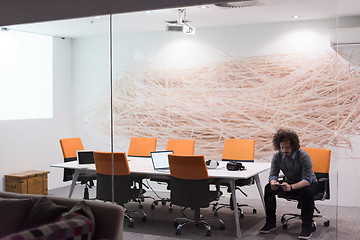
{"left": 78, "top": 172, "right": 97, "bottom": 182}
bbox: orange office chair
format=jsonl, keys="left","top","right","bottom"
{"left": 151, "top": 139, "right": 195, "bottom": 210}
{"left": 127, "top": 137, "right": 157, "bottom": 207}
{"left": 166, "top": 139, "right": 195, "bottom": 155}
{"left": 168, "top": 154, "right": 225, "bottom": 236}
{"left": 128, "top": 137, "right": 157, "bottom": 157}
{"left": 93, "top": 151, "right": 146, "bottom": 228}
{"left": 279, "top": 148, "right": 331, "bottom": 230}
{"left": 212, "top": 139, "right": 257, "bottom": 218}
{"left": 59, "top": 138, "right": 97, "bottom": 199}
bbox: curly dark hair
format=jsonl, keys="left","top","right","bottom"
{"left": 272, "top": 129, "right": 300, "bottom": 151}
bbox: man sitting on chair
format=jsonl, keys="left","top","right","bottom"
{"left": 260, "top": 129, "right": 318, "bottom": 240}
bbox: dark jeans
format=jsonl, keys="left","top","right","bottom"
{"left": 264, "top": 182, "right": 317, "bottom": 226}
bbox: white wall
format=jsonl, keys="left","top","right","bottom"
{"left": 0, "top": 37, "right": 73, "bottom": 191}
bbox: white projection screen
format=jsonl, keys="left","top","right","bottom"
{"left": 0, "top": 30, "right": 53, "bottom": 121}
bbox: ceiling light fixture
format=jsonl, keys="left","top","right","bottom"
{"left": 292, "top": 15, "right": 300, "bottom": 19}
{"left": 165, "top": 9, "right": 196, "bottom": 35}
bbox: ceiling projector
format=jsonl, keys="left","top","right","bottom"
{"left": 165, "top": 9, "right": 196, "bottom": 35}
{"left": 166, "top": 23, "right": 195, "bottom": 34}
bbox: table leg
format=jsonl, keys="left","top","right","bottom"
{"left": 230, "top": 179, "right": 241, "bottom": 237}
{"left": 254, "top": 174, "right": 265, "bottom": 212}
{"left": 68, "top": 169, "right": 80, "bottom": 198}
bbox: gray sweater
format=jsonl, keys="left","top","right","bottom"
{"left": 269, "top": 149, "right": 317, "bottom": 184}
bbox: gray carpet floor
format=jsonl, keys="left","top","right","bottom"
{"left": 48, "top": 184, "right": 360, "bottom": 239}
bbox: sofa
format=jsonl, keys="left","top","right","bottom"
{"left": 0, "top": 191, "right": 124, "bottom": 240}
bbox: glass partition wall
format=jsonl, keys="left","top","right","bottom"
{"left": 3, "top": 0, "right": 360, "bottom": 237}
{"left": 111, "top": 0, "right": 344, "bottom": 237}
{"left": 334, "top": 1, "right": 360, "bottom": 238}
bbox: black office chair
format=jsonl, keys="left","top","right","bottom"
{"left": 59, "top": 138, "right": 97, "bottom": 199}
{"left": 127, "top": 137, "right": 157, "bottom": 208}
{"left": 151, "top": 139, "right": 195, "bottom": 212}
{"left": 93, "top": 151, "right": 147, "bottom": 228}
{"left": 212, "top": 139, "right": 257, "bottom": 218}
{"left": 278, "top": 147, "right": 331, "bottom": 231}
{"left": 168, "top": 154, "right": 225, "bottom": 236}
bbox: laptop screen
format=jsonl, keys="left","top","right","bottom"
{"left": 150, "top": 151, "right": 173, "bottom": 170}
{"left": 77, "top": 150, "right": 94, "bottom": 164}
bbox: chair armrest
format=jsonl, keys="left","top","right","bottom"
{"left": 318, "top": 177, "right": 329, "bottom": 182}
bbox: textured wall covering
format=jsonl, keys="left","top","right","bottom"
{"left": 98, "top": 51, "right": 360, "bottom": 160}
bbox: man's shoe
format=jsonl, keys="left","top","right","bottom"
{"left": 260, "top": 222, "right": 276, "bottom": 234}
{"left": 298, "top": 227, "right": 312, "bottom": 239}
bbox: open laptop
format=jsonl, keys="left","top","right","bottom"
{"left": 150, "top": 150, "right": 173, "bottom": 171}
{"left": 76, "top": 150, "right": 95, "bottom": 164}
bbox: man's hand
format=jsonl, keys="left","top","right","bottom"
{"left": 280, "top": 182, "right": 292, "bottom": 192}
{"left": 270, "top": 180, "right": 280, "bottom": 190}
{"left": 270, "top": 181, "right": 292, "bottom": 191}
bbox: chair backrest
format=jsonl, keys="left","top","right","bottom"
{"left": 166, "top": 139, "right": 195, "bottom": 155}
{"left": 302, "top": 147, "right": 331, "bottom": 200}
{"left": 128, "top": 137, "right": 157, "bottom": 157}
{"left": 222, "top": 139, "right": 255, "bottom": 162}
{"left": 302, "top": 148, "right": 331, "bottom": 174}
{"left": 94, "top": 151, "right": 130, "bottom": 176}
{"left": 168, "top": 155, "right": 210, "bottom": 208}
{"left": 59, "top": 138, "right": 84, "bottom": 181}
{"left": 59, "top": 138, "right": 84, "bottom": 161}
{"left": 93, "top": 151, "right": 132, "bottom": 203}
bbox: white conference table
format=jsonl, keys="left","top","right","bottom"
{"left": 51, "top": 157, "right": 270, "bottom": 237}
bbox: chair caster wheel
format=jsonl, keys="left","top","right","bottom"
{"left": 151, "top": 204, "right": 155, "bottom": 210}
{"left": 281, "top": 217, "right": 285, "bottom": 223}
{"left": 240, "top": 213, "right": 244, "bottom": 218}
{"left": 253, "top": 209, "right": 257, "bottom": 214}
{"left": 176, "top": 229, "right": 181, "bottom": 235}
{"left": 206, "top": 230, "right": 211, "bottom": 236}
{"left": 324, "top": 221, "right": 330, "bottom": 227}
{"left": 128, "top": 222, "right": 134, "bottom": 228}
{"left": 282, "top": 224, "right": 288, "bottom": 230}
{"left": 220, "top": 224, "right": 225, "bottom": 230}
{"left": 162, "top": 200, "right": 166, "bottom": 205}
{"left": 142, "top": 216, "right": 147, "bottom": 222}
{"left": 174, "top": 222, "right": 179, "bottom": 228}
{"left": 154, "top": 201, "right": 158, "bottom": 205}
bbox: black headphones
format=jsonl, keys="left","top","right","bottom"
{"left": 226, "top": 161, "right": 245, "bottom": 171}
